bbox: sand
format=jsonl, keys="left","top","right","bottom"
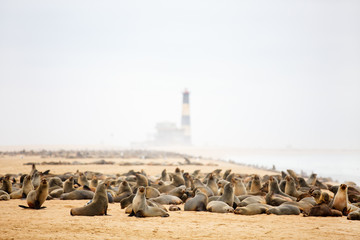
{"left": 1, "top": 155, "right": 360, "bottom": 240}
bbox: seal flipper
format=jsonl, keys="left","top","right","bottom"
{"left": 232, "top": 202, "right": 237, "bottom": 209}
{"left": 18, "top": 205, "right": 30, "bottom": 209}
{"left": 128, "top": 209, "right": 135, "bottom": 217}
{"left": 83, "top": 185, "right": 91, "bottom": 191}
{"left": 135, "top": 210, "right": 145, "bottom": 218}
{"left": 34, "top": 200, "right": 41, "bottom": 209}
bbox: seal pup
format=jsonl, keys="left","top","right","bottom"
{"left": 19, "top": 179, "right": 49, "bottom": 209}
{"left": 207, "top": 201, "right": 234, "bottom": 213}
{"left": 130, "top": 186, "right": 169, "bottom": 217}
{"left": 184, "top": 191, "right": 208, "bottom": 211}
{"left": 70, "top": 182, "right": 108, "bottom": 216}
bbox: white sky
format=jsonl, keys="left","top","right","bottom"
{"left": 0, "top": 0, "right": 359, "bottom": 149}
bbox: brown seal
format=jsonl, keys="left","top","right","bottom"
{"left": 0, "top": 190, "right": 10, "bottom": 200}
{"left": 347, "top": 209, "right": 360, "bottom": 220}
{"left": 266, "top": 204, "right": 300, "bottom": 215}
{"left": 70, "top": 182, "right": 108, "bottom": 216}
{"left": 184, "top": 191, "right": 208, "bottom": 211}
{"left": 331, "top": 184, "right": 359, "bottom": 215}
{"left": 305, "top": 203, "right": 342, "bottom": 217}
{"left": 130, "top": 186, "right": 169, "bottom": 217}
{"left": 0, "top": 176, "right": 12, "bottom": 194}
{"left": 206, "top": 174, "right": 218, "bottom": 196}
{"left": 171, "top": 168, "right": 185, "bottom": 187}
{"left": 284, "top": 176, "right": 302, "bottom": 198}
{"left": 207, "top": 201, "right": 234, "bottom": 213}
{"left": 233, "top": 177, "right": 247, "bottom": 196}
{"left": 78, "top": 172, "right": 89, "bottom": 187}
{"left": 19, "top": 179, "right": 49, "bottom": 209}
{"left": 63, "top": 176, "right": 76, "bottom": 193}
{"left": 234, "top": 203, "right": 271, "bottom": 215}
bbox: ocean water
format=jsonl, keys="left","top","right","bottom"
{"left": 226, "top": 151, "right": 360, "bottom": 185}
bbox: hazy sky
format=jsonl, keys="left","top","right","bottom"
{"left": 0, "top": 0, "right": 359, "bottom": 149}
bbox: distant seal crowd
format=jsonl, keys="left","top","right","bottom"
{"left": 1, "top": 163, "right": 360, "bottom": 220}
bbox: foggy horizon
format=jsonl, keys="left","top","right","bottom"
{"left": 1, "top": 1, "right": 359, "bottom": 150}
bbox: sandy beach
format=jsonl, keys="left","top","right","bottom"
{"left": 1, "top": 153, "right": 360, "bottom": 240}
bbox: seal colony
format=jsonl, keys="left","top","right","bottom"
{"left": 1, "top": 163, "right": 359, "bottom": 221}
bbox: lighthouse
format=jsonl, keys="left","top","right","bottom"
{"left": 181, "top": 89, "right": 191, "bottom": 144}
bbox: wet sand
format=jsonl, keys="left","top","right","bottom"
{"left": 1, "top": 155, "right": 360, "bottom": 240}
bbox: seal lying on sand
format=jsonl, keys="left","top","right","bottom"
{"left": 130, "top": 186, "right": 169, "bottom": 217}
{"left": 70, "top": 182, "right": 108, "bottom": 216}
{"left": 19, "top": 179, "right": 49, "bottom": 209}
{"left": 266, "top": 204, "right": 300, "bottom": 215}
{"left": 207, "top": 201, "right": 234, "bottom": 213}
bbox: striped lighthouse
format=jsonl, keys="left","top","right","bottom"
{"left": 181, "top": 89, "right": 191, "bottom": 144}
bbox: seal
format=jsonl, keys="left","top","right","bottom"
{"left": 207, "top": 201, "right": 234, "bottom": 213}
{"left": 234, "top": 203, "right": 271, "bottom": 215}
{"left": 70, "top": 182, "right": 108, "bottom": 216}
{"left": 233, "top": 177, "right": 247, "bottom": 196}
{"left": 206, "top": 174, "right": 218, "bottom": 196}
{"left": 19, "top": 179, "right": 49, "bottom": 209}
{"left": 331, "top": 184, "right": 359, "bottom": 215}
{"left": 114, "top": 181, "right": 132, "bottom": 202}
{"left": 249, "top": 175, "right": 261, "bottom": 193}
{"left": 145, "top": 186, "right": 161, "bottom": 199}
{"left": 284, "top": 176, "right": 302, "bottom": 198}
{"left": 22, "top": 175, "right": 34, "bottom": 197}
{"left": 78, "top": 172, "right": 89, "bottom": 187}
{"left": 150, "top": 195, "right": 182, "bottom": 205}
{"left": 266, "top": 204, "right": 300, "bottom": 215}
{"left": 0, "top": 190, "right": 10, "bottom": 200}
{"left": 63, "top": 176, "right": 76, "bottom": 193}
{"left": 305, "top": 203, "right": 342, "bottom": 217}
{"left": 90, "top": 176, "right": 98, "bottom": 188}
{"left": 218, "top": 182, "right": 235, "bottom": 207}
{"left": 60, "top": 190, "right": 94, "bottom": 200}
{"left": 169, "top": 205, "right": 181, "bottom": 211}
{"left": 171, "top": 168, "right": 185, "bottom": 187}
{"left": 184, "top": 191, "right": 208, "bottom": 211}
{"left": 268, "top": 176, "right": 296, "bottom": 201}
{"left": 347, "top": 209, "right": 360, "bottom": 220}
{"left": 0, "top": 176, "right": 12, "bottom": 194}
{"left": 168, "top": 186, "right": 186, "bottom": 198}
{"left": 130, "top": 186, "right": 169, "bottom": 217}
{"left": 135, "top": 173, "right": 148, "bottom": 189}
{"left": 161, "top": 169, "right": 170, "bottom": 181}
